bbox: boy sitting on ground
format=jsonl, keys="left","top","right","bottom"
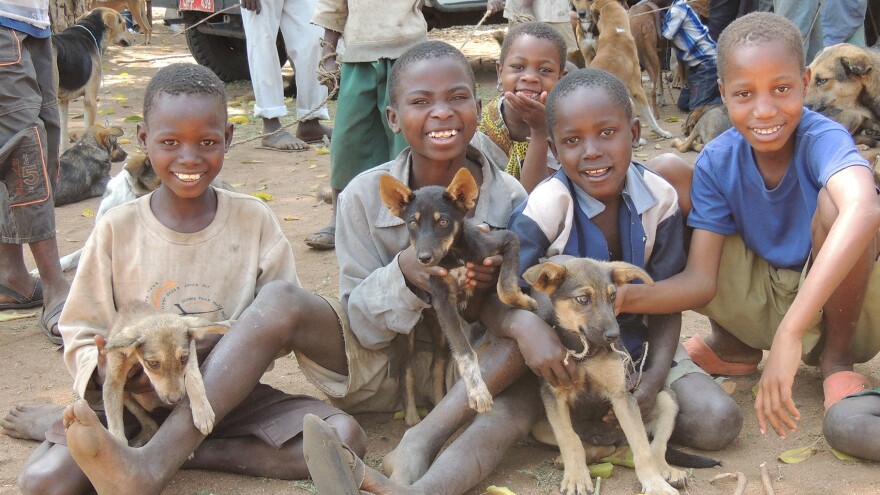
{"left": 300, "top": 40, "right": 569, "bottom": 495}
{"left": 508, "top": 67, "right": 741, "bottom": 451}
{"left": 17, "top": 63, "right": 365, "bottom": 495}
{"left": 616, "top": 12, "right": 880, "bottom": 442}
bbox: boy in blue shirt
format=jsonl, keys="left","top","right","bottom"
{"left": 617, "top": 12, "right": 880, "bottom": 448}
{"left": 508, "top": 67, "right": 741, "bottom": 451}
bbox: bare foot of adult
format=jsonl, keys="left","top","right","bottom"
{"left": 260, "top": 129, "right": 310, "bottom": 151}
{"left": 296, "top": 118, "right": 332, "bottom": 143}
{"left": 382, "top": 427, "right": 438, "bottom": 485}
{"left": 65, "top": 399, "right": 159, "bottom": 495}
{"left": 1, "top": 404, "right": 63, "bottom": 441}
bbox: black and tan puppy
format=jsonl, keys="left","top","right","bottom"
{"left": 671, "top": 104, "right": 732, "bottom": 153}
{"left": 54, "top": 125, "right": 127, "bottom": 207}
{"left": 379, "top": 168, "right": 537, "bottom": 418}
{"left": 102, "top": 301, "right": 231, "bottom": 447}
{"left": 524, "top": 255, "right": 684, "bottom": 495}
{"left": 52, "top": 8, "right": 133, "bottom": 150}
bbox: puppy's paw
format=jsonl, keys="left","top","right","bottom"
{"left": 468, "top": 384, "right": 493, "bottom": 413}
{"left": 190, "top": 396, "right": 216, "bottom": 436}
{"left": 560, "top": 468, "right": 594, "bottom": 495}
{"left": 641, "top": 477, "right": 679, "bottom": 495}
{"left": 659, "top": 464, "right": 688, "bottom": 489}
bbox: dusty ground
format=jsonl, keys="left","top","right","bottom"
{"left": 0, "top": 14, "right": 878, "bottom": 495}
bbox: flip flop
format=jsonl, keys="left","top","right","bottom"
{"left": 303, "top": 413, "right": 364, "bottom": 495}
{"left": 255, "top": 129, "right": 310, "bottom": 152}
{"left": 40, "top": 301, "right": 65, "bottom": 346}
{"left": 304, "top": 225, "right": 335, "bottom": 250}
{"left": 0, "top": 280, "right": 43, "bottom": 311}
{"left": 823, "top": 370, "right": 871, "bottom": 411}
{"left": 683, "top": 334, "right": 758, "bottom": 376}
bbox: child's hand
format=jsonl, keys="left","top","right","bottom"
{"left": 511, "top": 312, "right": 578, "bottom": 388}
{"left": 504, "top": 91, "right": 549, "bottom": 134}
{"left": 399, "top": 245, "right": 448, "bottom": 292}
{"left": 94, "top": 335, "right": 153, "bottom": 394}
{"left": 465, "top": 255, "right": 501, "bottom": 290}
{"left": 755, "top": 332, "right": 801, "bottom": 439}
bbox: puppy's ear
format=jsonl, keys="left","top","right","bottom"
{"left": 124, "top": 153, "right": 150, "bottom": 175}
{"left": 379, "top": 174, "right": 413, "bottom": 218}
{"left": 446, "top": 168, "right": 479, "bottom": 211}
{"left": 181, "top": 317, "right": 231, "bottom": 340}
{"left": 607, "top": 261, "right": 654, "bottom": 286}
{"left": 523, "top": 262, "right": 567, "bottom": 294}
{"left": 841, "top": 54, "right": 872, "bottom": 77}
{"left": 96, "top": 127, "right": 125, "bottom": 150}
{"left": 104, "top": 329, "right": 146, "bottom": 353}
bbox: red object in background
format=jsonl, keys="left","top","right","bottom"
{"left": 178, "top": 0, "right": 214, "bottom": 12}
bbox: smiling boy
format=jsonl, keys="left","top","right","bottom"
{"left": 617, "top": 12, "right": 880, "bottom": 441}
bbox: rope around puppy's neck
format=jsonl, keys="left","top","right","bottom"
{"left": 72, "top": 24, "right": 107, "bottom": 126}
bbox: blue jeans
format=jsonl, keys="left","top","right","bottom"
{"left": 679, "top": 59, "right": 722, "bottom": 112}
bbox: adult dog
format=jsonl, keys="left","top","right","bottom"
{"left": 629, "top": 0, "right": 666, "bottom": 112}
{"left": 523, "top": 255, "right": 685, "bottom": 495}
{"left": 88, "top": 0, "right": 153, "bottom": 44}
{"left": 54, "top": 125, "right": 127, "bottom": 207}
{"left": 805, "top": 43, "right": 880, "bottom": 146}
{"left": 52, "top": 8, "right": 133, "bottom": 150}
{"left": 589, "top": 0, "right": 672, "bottom": 140}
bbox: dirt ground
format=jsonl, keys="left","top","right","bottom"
{"left": 0, "top": 13, "right": 878, "bottom": 495}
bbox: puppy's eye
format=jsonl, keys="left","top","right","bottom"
{"left": 408, "top": 220, "right": 418, "bottom": 229}
{"left": 575, "top": 295, "right": 591, "bottom": 305}
{"left": 815, "top": 78, "right": 827, "bottom": 86}
{"left": 146, "top": 360, "right": 160, "bottom": 370}
{"left": 439, "top": 218, "right": 449, "bottom": 227}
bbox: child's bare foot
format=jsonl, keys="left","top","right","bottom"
{"left": 1, "top": 404, "right": 63, "bottom": 441}
{"left": 382, "top": 426, "right": 439, "bottom": 484}
{"left": 65, "top": 399, "right": 161, "bottom": 495}
{"left": 296, "top": 118, "right": 332, "bottom": 144}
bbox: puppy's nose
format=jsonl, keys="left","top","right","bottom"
{"left": 417, "top": 252, "right": 433, "bottom": 264}
{"left": 603, "top": 329, "right": 619, "bottom": 343}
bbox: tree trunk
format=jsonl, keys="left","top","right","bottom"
{"left": 49, "top": 0, "right": 87, "bottom": 34}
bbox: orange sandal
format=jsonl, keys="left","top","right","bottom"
{"left": 823, "top": 371, "right": 871, "bottom": 411}
{"left": 683, "top": 334, "right": 759, "bottom": 376}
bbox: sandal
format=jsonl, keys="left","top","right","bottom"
{"left": 303, "top": 413, "right": 364, "bottom": 495}
{"left": 40, "top": 301, "right": 65, "bottom": 346}
{"left": 256, "top": 129, "right": 310, "bottom": 152}
{"left": 0, "top": 279, "right": 43, "bottom": 311}
{"left": 305, "top": 225, "right": 335, "bottom": 251}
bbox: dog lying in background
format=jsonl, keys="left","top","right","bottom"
{"left": 53, "top": 8, "right": 133, "bottom": 150}
{"left": 54, "top": 125, "right": 127, "bottom": 207}
{"left": 88, "top": 0, "right": 153, "bottom": 44}
{"left": 671, "top": 104, "right": 731, "bottom": 153}
{"left": 589, "top": 0, "right": 672, "bottom": 140}
{"left": 805, "top": 43, "right": 880, "bottom": 147}
{"left": 379, "top": 168, "right": 537, "bottom": 419}
{"left": 102, "top": 301, "right": 231, "bottom": 446}
{"left": 523, "top": 256, "right": 685, "bottom": 495}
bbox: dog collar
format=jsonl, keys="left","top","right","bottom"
{"left": 73, "top": 24, "right": 100, "bottom": 54}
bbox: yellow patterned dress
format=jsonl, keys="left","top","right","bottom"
{"left": 478, "top": 97, "right": 530, "bottom": 178}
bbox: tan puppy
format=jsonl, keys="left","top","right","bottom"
{"left": 589, "top": 0, "right": 672, "bottom": 140}
{"left": 89, "top": 0, "right": 153, "bottom": 44}
{"left": 102, "top": 301, "right": 231, "bottom": 446}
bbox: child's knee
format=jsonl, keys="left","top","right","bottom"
{"left": 325, "top": 413, "right": 367, "bottom": 457}
{"left": 19, "top": 460, "right": 75, "bottom": 495}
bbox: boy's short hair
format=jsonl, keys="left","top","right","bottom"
{"left": 717, "top": 12, "right": 804, "bottom": 81}
{"left": 500, "top": 21, "right": 567, "bottom": 67}
{"left": 143, "top": 63, "right": 228, "bottom": 123}
{"left": 545, "top": 68, "right": 632, "bottom": 138}
{"left": 388, "top": 40, "right": 475, "bottom": 105}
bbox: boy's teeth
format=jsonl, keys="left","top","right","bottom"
{"left": 753, "top": 126, "right": 781, "bottom": 135}
{"left": 175, "top": 173, "right": 202, "bottom": 182}
{"left": 584, "top": 167, "right": 609, "bottom": 176}
{"left": 428, "top": 129, "right": 458, "bottom": 139}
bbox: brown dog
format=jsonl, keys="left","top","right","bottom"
{"left": 89, "top": 0, "right": 153, "bottom": 44}
{"left": 54, "top": 125, "right": 127, "bottom": 207}
{"left": 671, "top": 104, "right": 732, "bottom": 152}
{"left": 524, "top": 255, "right": 684, "bottom": 495}
{"left": 629, "top": 0, "right": 666, "bottom": 113}
{"left": 102, "top": 301, "right": 231, "bottom": 446}
{"left": 53, "top": 8, "right": 134, "bottom": 150}
{"left": 805, "top": 43, "right": 880, "bottom": 146}
{"left": 588, "top": 0, "right": 672, "bottom": 140}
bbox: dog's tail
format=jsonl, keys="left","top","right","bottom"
{"left": 665, "top": 447, "right": 721, "bottom": 468}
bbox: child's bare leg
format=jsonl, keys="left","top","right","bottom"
{"left": 824, "top": 395, "right": 880, "bottom": 461}
{"left": 645, "top": 153, "right": 694, "bottom": 218}
{"left": 65, "top": 281, "right": 347, "bottom": 494}
{"left": 812, "top": 189, "right": 880, "bottom": 376}
{"left": 19, "top": 441, "right": 91, "bottom": 495}
{"left": 185, "top": 413, "right": 365, "bottom": 478}
{"left": 2, "top": 404, "right": 63, "bottom": 441}
{"left": 670, "top": 373, "right": 742, "bottom": 450}
{"left": 383, "top": 337, "right": 528, "bottom": 484}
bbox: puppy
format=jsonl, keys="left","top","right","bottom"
{"left": 88, "top": 0, "right": 153, "bottom": 44}
{"left": 379, "top": 168, "right": 537, "bottom": 417}
{"left": 102, "top": 301, "right": 231, "bottom": 446}
{"left": 805, "top": 43, "right": 880, "bottom": 147}
{"left": 523, "top": 255, "right": 684, "bottom": 495}
{"left": 53, "top": 8, "right": 133, "bottom": 150}
{"left": 671, "top": 104, "right": 732, "bottom": 153}
{"left": 571, "top": 0, "right": 598, "bottom": 66}
{"left": 588, "top": 0, "right": 672, "bottom": 140}
{"left": 54, "top": 125, "right": 127, "bottom": 207}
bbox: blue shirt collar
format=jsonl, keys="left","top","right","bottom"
{"left": 572, "top": 164, "right": 658, "bottom": 218}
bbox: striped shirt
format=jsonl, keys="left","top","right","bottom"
{"left": 0, "top": 0, "right": 50, "bottom": 38}
{"left": 661, "top": 0, "right": 716, "bottom": 68}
